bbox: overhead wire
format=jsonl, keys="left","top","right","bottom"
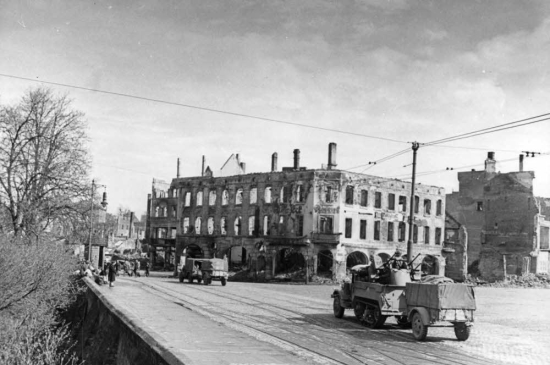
{"left": 0, "top": 73, "right": 407, "bottom": 144}
{"left": 422, "top": 115, "right": 550, "bottom": 147}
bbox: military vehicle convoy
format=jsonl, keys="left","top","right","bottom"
{"left": 331, "top": 255, "right": 476, "bottom": 341}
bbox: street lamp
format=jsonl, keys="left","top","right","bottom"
{"left": 88, "top": 179, "right": 108, "bottom": 263}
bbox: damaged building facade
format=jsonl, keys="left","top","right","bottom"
{"left": 146, "top": 143, "right": 447, "bottom": 280}
{"left": 446, "top": 152, "right": 550, "bottom": 280}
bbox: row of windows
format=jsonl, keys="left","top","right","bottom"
{"left": 153, "top": 206, "right": 177, "bottom": 218}
{"left": 182, "top": 215, "right": 304, "bottom": 237}
{"left": 339, "top": 217, "right": 442, "bottom": 244}
{"left": 181, "top": 185, "right": 305, "bottom": 208}
{"left": 342, "top": 187, "right": 443, "bottom": 216}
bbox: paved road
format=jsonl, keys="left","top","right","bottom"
{"left": 105, "top": 274, "right": 550, "bottom": 365}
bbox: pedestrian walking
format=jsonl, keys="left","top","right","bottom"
{"left": 108, "top": 261, "right": 117, "bottom": 287}
{"left": 133, "top": 260, "right": 140, "bottom": 277}
{"left": 145, "top": 261, "right": 150, "bottom": 277}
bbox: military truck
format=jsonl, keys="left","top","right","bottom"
{"left": 331, "top": 256, "right": 475, "bottom": 341}
{"left": 178, "top": 257, "right": 229, "bottom": 286}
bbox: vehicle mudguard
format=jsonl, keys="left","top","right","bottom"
{"left": 331, "top": 289, "right": 341, "bottom": 298}
{"left": 408, "top": 307, "right": 430, "bottom": 326}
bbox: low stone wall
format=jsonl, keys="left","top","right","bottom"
{"left": 80, "top": 278, "right": 187, "bottom": 365}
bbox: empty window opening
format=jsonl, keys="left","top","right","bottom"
{"left": 398, "top": 222, "right": 406, "bottom": 242}
{"left": 209, "top": 190, "right": 217, "bottom": 206}
{"left": 388, "top": 193, "right": 395, "bottom": 210}
{"left": 414, "top": 196, "right": 419, "bottom": 214}
{"left": 297, "top": 215, "right": 304, "bottom": 236}
{"left": 399, "top": 196, "right": 407, "bottom": 212}
{"left": 296, "top": 185, "right": 304, "bottom": 203}
{"left": 222, "top": 189, "right": 229, "bottom": 205}
{"left": 250, "top": 188, "right": 257, "bottom": 204}
{"left": 345, "top": 186, "right": 354, "bottom": 205}
{"left": 325, "top": 186, "right": 334, "bottom": 203}
{"left": 374, "top": 221, "right": 381, "bottom": 241}
{"left": 263, "top": 215, "right": 271, "bottom": 235}
{"left": 476, "top": 201, "right": 483, "bottom": 211}
{"left": 375, "top": 192, "right": 382, "bottom": 208}
{"left": 234, "top": 216, "right": 242, "bottom": 235}
{"left": 207, "top": 217, "right": 214, "bottom": 235}
{"left": 387, "top": 222, "right": 394, "bottom": 242}
{"left": 220, "top": 217, "right": 227, "bottom": 235}
{"left": 435, "top": 227, "right": 442, "bottom": 245}
{"left": 345, "top": 218, "right": 352, "bottom": 238}
{"left": 360, "top": 190, "right": 368, "bottom": 207}
{"left": 184, "top": 192, "right": 191, "bottom": 207}
{"left": 248, "top": 215, "right": 255, "bottom": 236}
{"left": 436, "top": 199, "right": 442, "bottom": 215}
{"left": 424, "top": 226, "right": 430, "bottom": 244}
{"left": 236, "top": 188, "right": 244, "bottom": 205}
{"left": 424, "top": 199, "right": 431, "bottom": 215}
{"left": 264, "top": 187, "right": 272, "bottom": 203}
{"left": 196, "top": 191, "right": 203, "bottom": 206}
{"left": 183, "top": 217, "right": 190, "bottom": 233}
{"left": 413, "top": 224, "right": 418, "bottom": 243}
{"left": 320, "top": 216, "right": 333, "bottom": 234}
{"left": 195, "top": 217, "right": 202, "bottom": 234}
{"left": 360, "top": 219, "right": 367, "bottom": 239}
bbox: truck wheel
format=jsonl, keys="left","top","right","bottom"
{"left": 221, "top": 277, "right": 227, "bottom": 286}
{"left": 454, "top": 323, "right": 471, "bottom": 341}
{"left": 197, "top": 277, "right": 202, "bottom": 283}
{"left": 333, "top": 297, "right": 345, "bottom": 318}
{"left": 354, "top": 302, "right": 366, "bottom": 321}
{"left": 179, "top": 274, "right": 184, "bottom": 283}
{"left": 188, "top": 276, "right": 194, "bottom": 284}
{"left": 364, "top": 305, "right": 386, "bottom": 329}
{"left": 411, "top": 312, "right": 428, "bottom": 341}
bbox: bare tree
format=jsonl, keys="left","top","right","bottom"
{"left": 0, "top": 88, "right": 91, "bottom": 239}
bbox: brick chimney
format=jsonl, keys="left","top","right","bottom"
{"left": 485, "top": 152, "right": 496, "bottom": 173}
{"left": 293, "top": 149, "right": 300, "bottom": 170}
{"left": 271, "top": 153, "right": 278, "bottom": 172}
{"left": 328, "top": 142, "right": 337, "bottom": 169}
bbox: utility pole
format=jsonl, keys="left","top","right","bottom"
{"left": 407, "top": 142, "right": 420, "bottom": 265}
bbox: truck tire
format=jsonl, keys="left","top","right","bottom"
{"left": 221, "top": 277, "right": 227, "bottom": 286}
{"left": 179, "top": 274, "right": 184, "bottom": 283}
{"left": 188, "top": 275, "right": 194, "bottom": 284}
{"left": 454, "top": 323, "right": 470, "bottom": 341}
{"left": 364, "top": 305, "right": 386, "bottom": 329}
{"left": 333, "top": 297, "right": 345, "bottom": 318}
{"left": 411, "top": 312, "right": 428, "bottom": 341}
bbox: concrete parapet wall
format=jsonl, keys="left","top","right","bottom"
{"left": 81, "top": 278, "right": 189, "bottom": 365}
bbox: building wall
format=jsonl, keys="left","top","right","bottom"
{"left": 445, "top": 170, "right": 494, "bottom": 267}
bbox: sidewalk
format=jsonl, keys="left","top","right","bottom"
{"left": 93, "top": 276, "right": 311, "bottom": 365}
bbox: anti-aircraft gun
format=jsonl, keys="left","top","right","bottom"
{"left": 331, "top": 252, "right": 475, "bottom": 341}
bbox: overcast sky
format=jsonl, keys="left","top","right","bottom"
{"left": 1, "top": 0, "right": 549, "bottom": 217}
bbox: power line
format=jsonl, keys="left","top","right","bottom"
{"left": 0, "top": 73, "right": 407, "bottom": 144}
{"left": 422, "top": 114, "right": 550, "bottom": 147}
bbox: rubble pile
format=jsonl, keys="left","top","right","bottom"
{"left": 465, "top": 273, "right": 550, "bottom": 288}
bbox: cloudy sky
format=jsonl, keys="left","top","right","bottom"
{"left": 1, "top": 0, "right": 549, "bottom": 217}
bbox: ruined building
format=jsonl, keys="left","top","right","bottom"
{"left": 146, "top": 143, "right": 447, "bottom": 280}
{"left": 446, "top": 152, "right": 550, "bottom": 280}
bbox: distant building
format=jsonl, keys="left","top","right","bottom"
{"left": 115, "top": 211, "right": 144, "bottom": 239}
{"left": 446, "top": 152, "right": 550, "bottom": 280}
{"left": 146, "top": 143, "right": 447, "bottom": 279}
